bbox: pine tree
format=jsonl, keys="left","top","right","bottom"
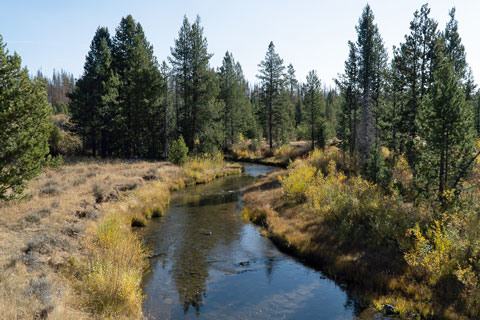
{"left": 160, "top": 61, "right": 170, "bottom": 159}
{"left": 286, "top": 64, "right": 298, "bottom": 98}
{"left": 383, "top": 56, "right": 405, "bottom": 157}
{"left": 444, "top": 8, "right": 466, "bottom": 80}
{"left": 218, "top": 52, "right": 256, "bottom": 148}
{"left": 475, "top": 90, "right": 480, "bottom": 136}
{"left": 336, "top": 41, "right": 360, "bottom": 160}
{"left": 112, "top": 15, "right": 163, "bottom": 158}
{"left": 303, "top": 70, "right": 324, "bottom": 149}
{"left": 394, "top": 4, "right": 439, "bottom": 172}
{"left": 0, "top": 36, "right": 53, "bottom": 199}
{"left": 257, "top": 41, "right": 286, "bottom": 149}
{"left": 70, "top": 27, "right": 120, "bottom": 157}
{"left": 169, "top": 16, "right": 219, "bottom": 153}
{"left": 418, "top": 56, "right": 475, "bottom": 200}
{"left": 355, "top": 4, "right": 387, "bottom": 167}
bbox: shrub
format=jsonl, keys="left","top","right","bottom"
{"left": 168, "top": 136, "right": 189, "bottom": 165}
{"left": 249, "top": 138, "right": 260, "bottom": 152}
{"left": 306, "top": 146, "right": 344, "bottom": 173}
{"left": 40, "top": 180, "right": 62, "bottom": 195}
{"left": 279, "top": 161, "right": 316, "bottom": 203}
{"left": 274, "top": 144, "right": 295, "bottom": 159}
{"left": 184, "top": 153, "right": 225, "bottom": 181}
{"left": 83, "top": 216, "right": 147, "bottom": 317}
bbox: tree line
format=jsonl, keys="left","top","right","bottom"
{"left": 68, "top": 15, "right": 340, "bottom": 159}
{"left": 2, "top": 5, "right": 480, "bottom": 201}
{"left": 336, "top": 4, "right": 479, "bottom": 201}
{"left": 36, "top": 69, "right": 75, "bottom": 114}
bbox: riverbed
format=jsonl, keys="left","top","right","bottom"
{"left": 141, "top": 163, "right": 379, "bottom": 319}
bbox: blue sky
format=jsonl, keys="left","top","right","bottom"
{"left": 1, "top": 0, "right": 479, "bottom": 87}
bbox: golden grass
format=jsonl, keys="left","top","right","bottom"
{"left": 230, "top": 139, "right": 311, "bottom": 167}
{"left": 0, "top": 156, "right": 241, "bottom": 319}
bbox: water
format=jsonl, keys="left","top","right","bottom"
{"left": 141, "top": 163, "right": 374, "bottom": 319}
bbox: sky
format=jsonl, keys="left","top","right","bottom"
{"left": 1, "top": 0, "right": 479, "bottom": 88}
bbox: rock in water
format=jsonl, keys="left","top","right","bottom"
{"left": 382, "top": 304, "right": 395, "bottom": 315}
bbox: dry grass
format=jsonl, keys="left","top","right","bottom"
{"left": 0, "top": 156, "right": 241, "bottom": 319}
{"left": 230, "top": 139, "right": 311, "bottom": 167}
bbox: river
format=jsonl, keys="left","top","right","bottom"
{"left": 141, "top": 163, "right": 382, "bottom": 319}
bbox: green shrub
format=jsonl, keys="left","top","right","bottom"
{"left": 168, "top": 136, "right": 189, "bottom": 165}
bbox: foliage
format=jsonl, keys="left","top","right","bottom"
{"left": 279, "top": 161, "right": 316, "bottom": 203}
{"left": 83, "top": 215, "right": 147, "bottom": 317}
{"left": 168, "top": 136, "right": 189, "bottom": 165}
{"left": 405, "top": 205, "right": 480, "bottom": 316}
{"left": 281, "top": 149, "right": 411, "bottom": 246}
{"left": 0, "top": 36, "right": 53, "bottom": 200}
{"left": 274, "top": 144, "right": 295, "bottom": 159}
{"left": 184, "top": 153, "right": 224, "bottom": 180}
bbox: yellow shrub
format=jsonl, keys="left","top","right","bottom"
{"left": 306, "top": 146, "right": 343, "bottom": 173}
{"left": 274, "top": 144, "right": 294, "bottom": 159}
{"left": 279, "top": 162, "right": 316, "bottom": 203}
{"left": 233, "top": 147, "right": 250, "bottom": 159}
{"left": 83, "top": 215, "right": 147, "bottom": 317}
{"left": 184, "top": 153, "right": 225, "bottom": 180}
{"left": 391, "top": 154, "right": 412, "bottom": 191}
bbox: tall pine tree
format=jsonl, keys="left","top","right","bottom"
{"left": 303, "top": 70, "right": 325, "bottom": 149}
{"left": 355, "top": 4, "right": 387, "bottom": 168}
{"left": 257, "top": 41, "right": 286, "bottom": 149}
{"left": 70, "top": 27, "right": 120, "bottom": 157}
{"left": 418, "top": 55, "right": 475, "bottom": 200}
{"left": 0, "top": 36, "right": 53, "bottom": 199}
{"left": 112, "top": 15, "right": 163, "bottom": 158}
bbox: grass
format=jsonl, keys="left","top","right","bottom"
{"left": 230, "top": 139, "right": 312, "bottom": 167}
{"left": 0, "top": 156, "right": 241, "bottom": 319}
{"left": 242, "top": 147, "right": 475, "bottom": 319}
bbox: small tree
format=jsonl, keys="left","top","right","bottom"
{"left": 418, "top": 57, "right": 475, "bottom": 201}
{"left": 0, "top": 36, "right": 52, "bottom": 199}
{"left": 168, "top": 136, "right": 189, "bottom": 165}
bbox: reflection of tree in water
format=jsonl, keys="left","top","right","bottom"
{"left": 170, "top": 179, "right": 245, "bottom": 314}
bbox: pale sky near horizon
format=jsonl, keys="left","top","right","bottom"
{"left": 1, "top": 0, "right": 479, "bottom": 88}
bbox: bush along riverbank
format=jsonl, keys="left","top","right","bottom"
{"left": 227, "top": 138, "right": 312, "bottom": 168}
{"left": 242, "top": 147, "right": 480, "bottom": 319}
{"left": 0, "top": 154, "right": 241, "bottom": 319}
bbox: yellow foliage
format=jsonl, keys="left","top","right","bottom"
{"left": 184, "top": 153, "right": 224, "bottom": 180}
{"left": 405, "top": 217, "right": 458, "bottom": 285}
{"left": 274, "top": 144, "right": 294, "bottom": 158}
{"left": 83, "top": 215, "right": 147, "bottom": 317}
{"left": 391, "top": 154, "right": 412, "bottom": 190}
{"left": 306, "top": 146, "right": 343, "bottom": 173}
{"left": 279, "top": 162, "right": 316, "bottom": 203}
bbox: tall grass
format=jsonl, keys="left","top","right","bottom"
{"left": 82, "top": 215, "right": 147, "bottom": 317}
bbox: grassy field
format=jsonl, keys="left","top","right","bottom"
{"left": 0, "top": 156, "right": 241, "bottom": 319}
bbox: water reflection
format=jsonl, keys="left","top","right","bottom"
{"left": 142, "top": 164, "right": 373, "bottom": 319}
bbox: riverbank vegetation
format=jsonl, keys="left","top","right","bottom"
{"left": 243, "top": 3, "right": 480, "bottom": 319}
{"left": 0, "top": 156, "right": 240, "bottom": 319}
{"left": 243, "top": 146, "right": 480, "bottom": 318}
